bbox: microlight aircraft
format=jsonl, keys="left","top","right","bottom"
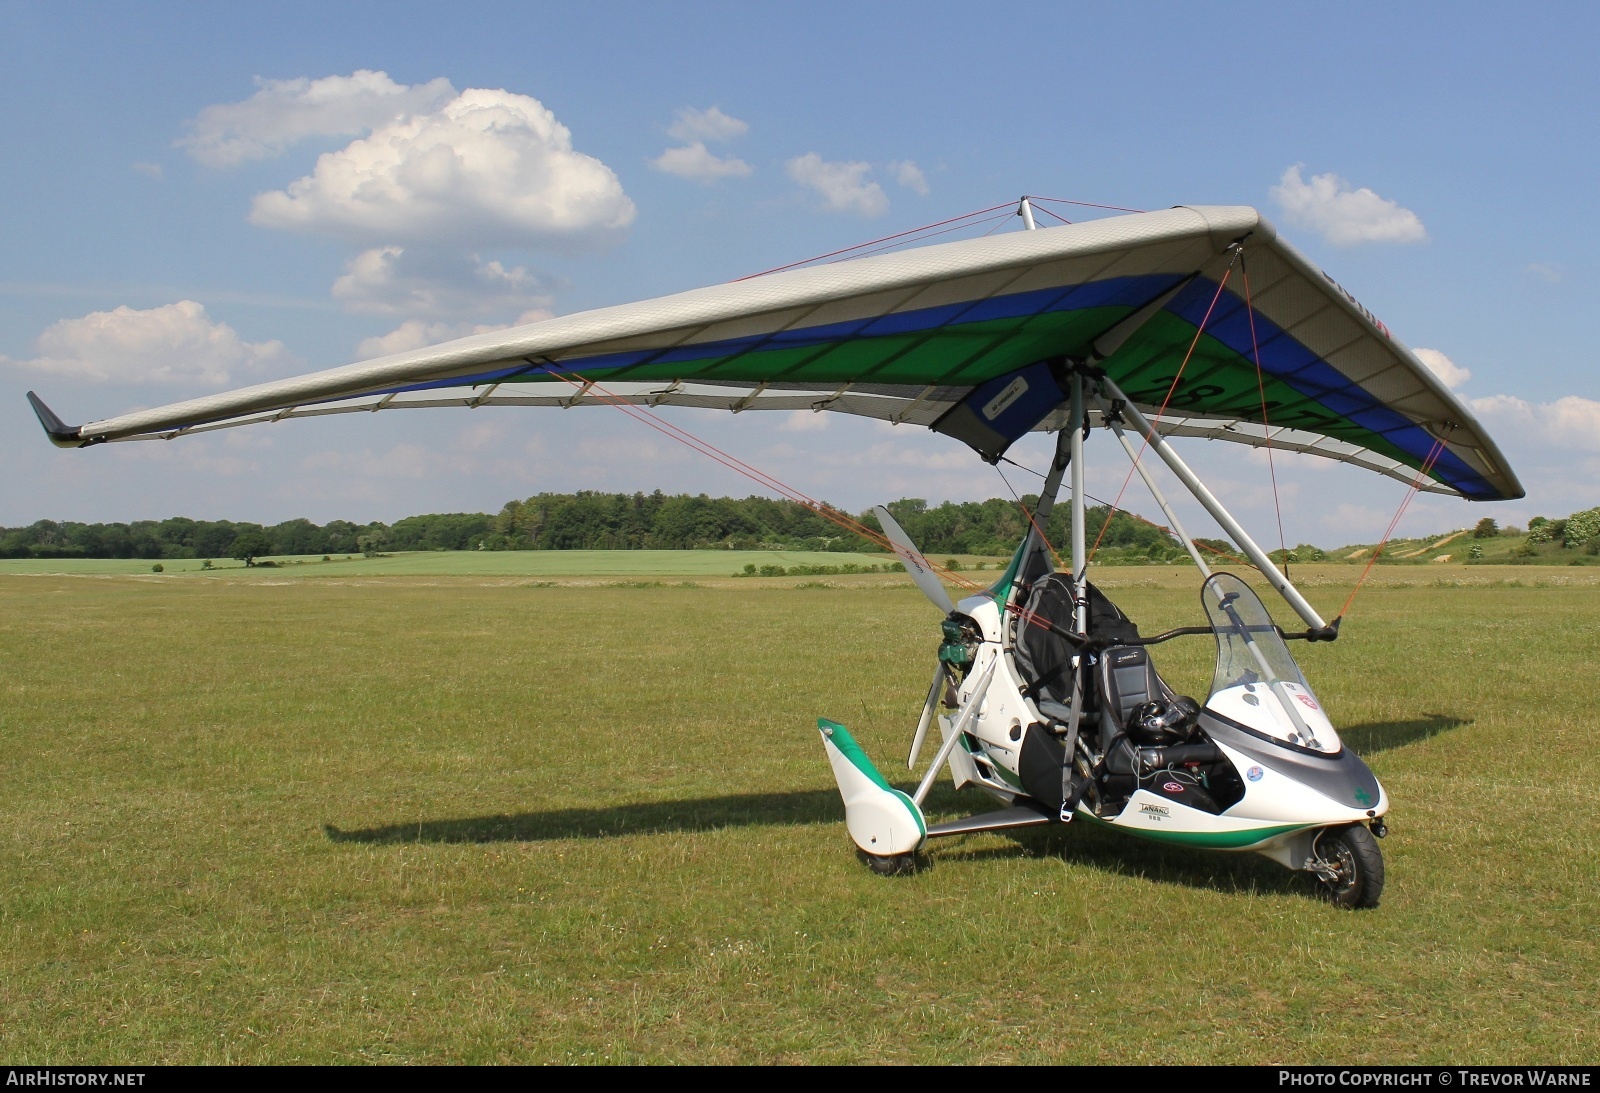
{"left": 28, "top": 201, "right": 1521, "bottom": 907}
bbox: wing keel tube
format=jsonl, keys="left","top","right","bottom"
{"left": 818, "top": 718, "right": 926, "bottom": 857}
{"left": 26, "top": 392, "right": 91, "bottom": 448}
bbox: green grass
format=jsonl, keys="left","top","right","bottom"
{"left": 0, "top": 549, "right": 1000, "bottom": 580}
{"left": 1332, "top": 528, "right": 1600, "bottom": 566}
{"left": 1, "top": 564, "right": 1597, "bottom": 1063}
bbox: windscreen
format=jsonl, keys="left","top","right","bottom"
{"left": 1200, "top": 572, "right": 1339, "bottom": 753}
{"left": 1202, "top": 573, "right": 1308, "bottom": 695}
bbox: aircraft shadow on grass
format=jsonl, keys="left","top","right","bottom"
{"left": 325, "top": 714, "right": 1467, "bottom": 895}
{"left": 1339, "top": 712, "right": 1471, "bottom": 755}
{"left": 325, "top": 788, "right": 854, "bottom": 846}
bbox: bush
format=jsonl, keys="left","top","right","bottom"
{"left": 229, "top": 531, "right": 273, "bottom": 566}
{"left": 1564, "top": 508, "right": 1600, "bottom": 547}
{"left": 945, "top": 559, "right": 963, "bottom": 571}
{"left": 150, "top": 563, "right": 164, "bottom": 573}
{"left": 1473, "top": 517, "right": 1499, "bottom": 539}
{"left": 1468, "top": 544, "right": 1484, "bottom": 560}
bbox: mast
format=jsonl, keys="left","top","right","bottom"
{"left": 1068, "top": 372, "right": 1087, "bottom": 633}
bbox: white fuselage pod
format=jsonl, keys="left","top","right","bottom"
{"left": 943, "top": 593, "right": 1043, "bottom": 799}
{"left": 943, "top": 592, "right": 1388, "bottom": 858}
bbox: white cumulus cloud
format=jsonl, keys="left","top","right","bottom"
{"left": 331, "top": 245, "right": 557, "bottom": 318}
{"left": 653, "top": 106, "right": 752, "bottom": 184}
{"left": 1414, "top": 348, "right": 1471, "bottom": 389}
{"left": 355, "top": 309, "right": 553, "bottom": 359}
{"left": 1270, "top": 165, "right": 1426, "bottom": 246}
{"left": 1469, "top": 393, "right": 1600, "bottom": 453}
{"left": 1, "top": 301, "right": 289, "bottom": 386}
{"left": 779, "top": 410, "right": 830, "bottom": 433}
{"left": 889, "top": 160, "right": 929, "bottom": 196}
{"left": 786, "top": 153, "right": 888, "bottom": 217}
{"left": 179, "top": 70, "right": 456, "bottom": 167}
{"left": 667, "top": 105, "right": 749, "bottom": 144}
{"left": 249, "top": 88, "right": 635, "bottom": 248}
{"left": 650, "top": 142, "right": 752, "bottom": 183}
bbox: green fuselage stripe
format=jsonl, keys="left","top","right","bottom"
{"left": 817, "top": 718, "right": 925, "bottom": 840}
{"left": 1080, "top": 810, "right": 1309, "bottom": 850}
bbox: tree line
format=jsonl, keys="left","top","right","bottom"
{"left": 0, "top": 490, "right": 1185, "bottom": 561}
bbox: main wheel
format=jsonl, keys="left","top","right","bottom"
{"left": 1311, "top": 824, "right": 1385, "bottom": 909}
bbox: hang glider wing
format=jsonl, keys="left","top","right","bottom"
{"left": 26, "top": 205, "right": 1521, "bottom": 501}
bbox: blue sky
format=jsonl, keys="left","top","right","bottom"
{"left": 2, "top": 1, "right": 1595, "bottom": 546}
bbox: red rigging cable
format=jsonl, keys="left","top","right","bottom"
{"left": 997, "top": 455, "right": 1246, "bottom": 563}
{"left": 734, "top": 202, "right": 1016, "bottom": 281}
{"left": 1088, "top": 258, "right": 1238, "bottom": 563}
{"left": 551, "top": 194, "right": 1248, "bottom": 620}
{"left": 849, "top": 210, "right": 1013, "bottom": 260}
{"left": 540, "top": 367, "right": 990, "bottom": 595}
{"left": 1337, "top": 433, "right": 1450, "bottom": 619}
{"left": 1242, "top": 255, "right": 1290, "bottom": 576}
{"left": 732, "top": 195, "right": 1143, "bottom": 282}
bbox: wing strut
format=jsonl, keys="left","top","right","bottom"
{"left": 1101, "top": 374, "right": 1329, "bottom": 632}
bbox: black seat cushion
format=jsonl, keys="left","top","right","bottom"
{"left": 1098, "top": 645, "right": 1172, "bottom": 731}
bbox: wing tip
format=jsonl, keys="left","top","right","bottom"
{"left": 26, "top": 392, "right": 87, "bottom": 448}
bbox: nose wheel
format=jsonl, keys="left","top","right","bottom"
{"left": 862, "top": 851, "right": 919, "bottom": 876}
{"left": 1309, "top": 824, "right": 1385, "bottom": 909}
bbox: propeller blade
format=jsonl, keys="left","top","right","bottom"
{"left": 873, "top": 505, "right": 955, "bottom": 615}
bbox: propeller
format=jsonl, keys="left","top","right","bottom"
{"left": 873, "top": 505, "right": 955, "bottom": 615}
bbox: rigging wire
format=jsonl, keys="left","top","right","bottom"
{"left": 733, "top": 202, "right": 1016, "bottom": 280}
{"left": 978, "top": 212, "right": 1016, "bottom": 237}
{"left": 1031, "top": 204, "right": 1075, "bottom": 226}
{"left": 849, "top": 210, "right": 1014, "bottom": 259}
{"left": 1241, "top": 252, "right": 1291, "bottom": 580}
{"left": 1087, "top": 253, "right": 1240, "bottom": 563}
{"left": 993, "top": 461, "right": 1065, "bottom": 571}
{"left": 998, "top": 455, "right": 1247, "bottom": 565}
{"left": 540, "top": 367, "right": 990, "bottom": 595}
{"left": 732, "top": 194, "right": 1141, "bottom": 281}
{"left": 1027, "top": 195, "right": 1148, "bottom": 214}
{"left": 1337, "top": 432, "right": 1451, "bottom": 619}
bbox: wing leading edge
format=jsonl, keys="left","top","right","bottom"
{"left": 25, "top": 205, "right": 1522, "bottom": 502}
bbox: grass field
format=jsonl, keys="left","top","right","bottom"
{"left": 2, "top": 562, "right": 1597, "bottom": 1063}
{"left": 0, "top": 549, "right": 993, "bottom": 580}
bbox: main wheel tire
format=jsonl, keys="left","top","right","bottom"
{"left": 1312, "top": 824, "right": 1385, "bottom": 909}
{"left": 863, "top": 851, "right": 918, "bottom": 876}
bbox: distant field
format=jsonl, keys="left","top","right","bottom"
{"left": 0, "top": 549, "right": 999, "bottom": 580}
{"left": 1, "top": 565, "right": 1596, "bottom": 1063}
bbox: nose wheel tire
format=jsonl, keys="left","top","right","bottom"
{"left": 863, "top": 851, "right": 918, "bottom": 876}
{"left": 1311, "top": 824, "right": 1385, "bottom": 909}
